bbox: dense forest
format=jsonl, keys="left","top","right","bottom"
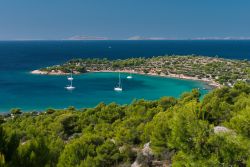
{"left": 0, "top": 81, "right": 250, "bottom": 167}
{"left": 38, "top": 55, "right": 250, "bottom": 86}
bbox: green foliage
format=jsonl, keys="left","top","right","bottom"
{"left": 202, "top": 81, "right": 250, "bottom": 124}
{"left": 10, "top": 108, "right": 22, "bottom": 115}
{"left": 158, "top": 96, "right": 177, "bottom": 111}
{"left": 46, "top": 108, "right": 56, "bottom": 114}
{"left": 0, "top": 152, "right": 5, "bottom": 167}
{"left": 13, "top": 137, "right": 50, "bottom": 167}
{"left": 58, "top": 113, "right": 80, "bottom": 139}
{"left": 0, "top": 115, "right": 4, "bottom": 125}
{"left": 180, "top": 89, "right": 201, "bottom": 103}
{"left": 228, "top": 107, "right": 250, "bottom": 138}
{"left": 0, "top": 83, "right": 250, "bottom": 166}
{"left": 40, "top": 55, "right": 250, "bottom": 86}
{"left": 207, "top": 133, "right": 249, "bottom": 166}
{"left": 94, "top": 140, "right": 123, "bottom": 166}
{"left": 150, "top": 111, "right": 172, "bottom": 156}
{"left": 172, "top": 151, "right": 220, "bottom": 167}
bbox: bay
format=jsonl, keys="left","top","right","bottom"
{"left": 1, "top": 40, "right": 249, "bottom": 112}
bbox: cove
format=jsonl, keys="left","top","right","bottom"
{"left": 0, "top": 72, "right": 211, "bottom": 112}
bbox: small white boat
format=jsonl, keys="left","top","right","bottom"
{"left": 67, "top": 71, "right": 74, "bottom": 81}
{"left": 65, "top": 78, "right": 75, "bottom": 90}
{"left": 114, "top": 73, "right": 122, "bottom": 91}
{"left": 65, "top": 85, "right": 75, "bottom": 90}
{"left": 67, "top": 76, "right": 73, "bottom": 81}
{"left": 114, "top": 87, "right": 122, "bottom": 91}
{"left": 127, "top": 72, "right": 133, "bottom": 79}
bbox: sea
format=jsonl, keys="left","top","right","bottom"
{"left": 0, "top": 40, "right": 249, "bottom": 112}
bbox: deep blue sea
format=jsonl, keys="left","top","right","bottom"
{"left": 0, "top": 40, "right": 249, "bottom": 112}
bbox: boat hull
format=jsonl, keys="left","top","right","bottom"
{"left": 114, "top": 87, "right": 122, "bottom": 91}
{"left": 127, "top": 76, "right": 132, "bottom": 79}
{"left": 65, "top": 86, "right": 75, "bottom": 90}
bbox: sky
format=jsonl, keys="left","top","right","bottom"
{"left": 0, "top": 0, "right": 249, "bottom": 40}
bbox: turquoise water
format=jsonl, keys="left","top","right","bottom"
{"left": 0, "top": 72, "right": 210, "bottom": 112}
{"left": 2, "top": 40, "right": 249, "bottom": 112}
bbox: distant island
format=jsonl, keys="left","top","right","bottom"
{"left": 32, "top": 55, "right": 250, "bottom": 87}
{"left": 126, "top": 36, "right": 250, "bottom": 40}
{"left": 126, "top": 36, "right": 176, "bottom": 40}
{"left": 66, "top": 36, "right": 109, "bottom": 40}
{"left": 65, "top": 36, "right": 250, "bottom": 41}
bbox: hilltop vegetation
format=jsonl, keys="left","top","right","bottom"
{"left": 0, "top": 82, "right": 250, "bottom": 166}
{"left": 38, "top": 55, "right": 250, "bottom": 86}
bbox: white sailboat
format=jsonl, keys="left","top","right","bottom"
{"left": 114, "top": 73, "right": 122, "bottom": 91}
{"left": 127, "top": 72, "right": 133, "bottom": 79}
{"left": 65, "top": 75, "right": 75, "bottom": 90}
{"left": 67, "top": 71, "right": 74, "bottom": 81}
{"left": 65, "top": 79, "right": 75, "bottom": 90}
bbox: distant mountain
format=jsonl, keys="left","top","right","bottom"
{"left": 66, "top": 36, "right": 109, "bottom": 40}
{"left": 127, "top": 36, "right": 250, "bottom": 40}
{"left": 127, "top": 36, "right": 146, "bottom": 40}
{"left": 192, "top": 37, "right": 250, "bottom": 40}
{"left": 66, "top": 36, "right": 250, "bottom": 41}
{"left": 127, "top": 36, "right": 177, "bottom": 40}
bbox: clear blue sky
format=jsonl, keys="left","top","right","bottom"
{"left": 0, "top": 0, "right": 249, "bottom": 40}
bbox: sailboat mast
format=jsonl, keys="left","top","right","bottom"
{"left": 119, "top": 73, "right": 121, "bottom": 87}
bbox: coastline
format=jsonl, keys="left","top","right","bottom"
{"left": 31, "top": 69, "right": 80, "bottom": 75}
{"left": 31, "top": 69, "right": 221, "bottom": 88}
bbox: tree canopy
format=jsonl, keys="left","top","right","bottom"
{"left": 0, "top": 81, "right": 249, "bottom": 166}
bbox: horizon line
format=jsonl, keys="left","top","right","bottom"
{"left": 1, "top": 38, "right": 250, "bottom": 41}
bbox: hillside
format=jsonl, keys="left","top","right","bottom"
{"left": 0, "top": 82, "right": 250, "bottom": 166}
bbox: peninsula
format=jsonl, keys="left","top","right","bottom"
{"left": 32, "top": 55, "right": 250, "bottom": 87}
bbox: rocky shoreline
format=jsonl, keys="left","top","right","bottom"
{"left": 31, "top": 70, "right": 80, "bottom": 75}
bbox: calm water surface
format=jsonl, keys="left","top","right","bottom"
{"left": 0, "top": 40, "right": 249, "bottom": 112}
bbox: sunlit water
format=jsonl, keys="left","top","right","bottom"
{"left": 1, "top": 40, "right": 249, "bottom": 112}
{"left": 0, "top": 72, "right": 210, "bottom": 112}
